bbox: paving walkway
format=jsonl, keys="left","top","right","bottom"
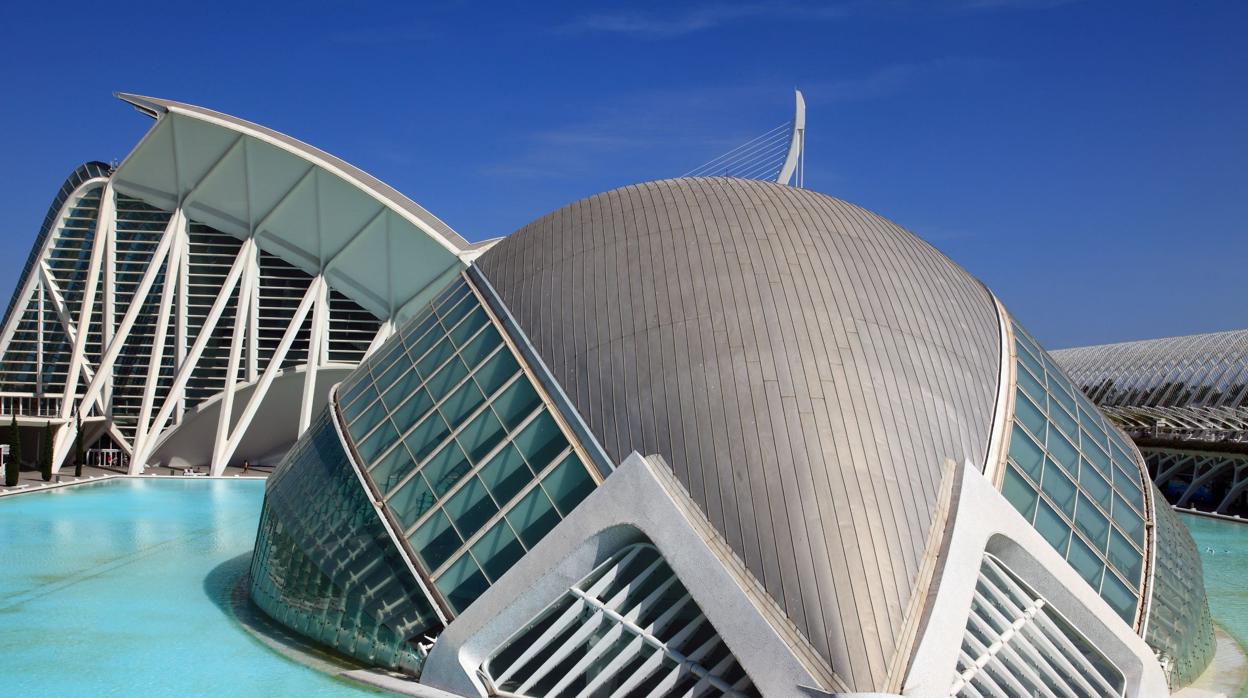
{"left": 0, "top": 462, "right": 272, "bottom": 497}
{"left": 0, "top": 464, "right": 120, "bottom": 497}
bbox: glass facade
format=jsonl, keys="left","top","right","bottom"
{"left": 999, "top": 322, "right": 1150, "bottom": 624}
{"left": 1143, "top": 502, "right": 1215, "bottom": 688}
{"left": 249, "top": 409, "right": 441, "bottom": 674}
{"left": 336, "top": 275, "right": 598, "bottom": 615}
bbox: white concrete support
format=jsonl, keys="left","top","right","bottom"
{"left": 77, "top": 215, "right": 178, "bottom": 419}
{"left": 174, "top": 221, "right": 189, "bottom": 421}
{"left": 60, "top": 182, "right": 113, "bottom": 421}
{"left": 35, "top": 283, "right": 44, "bottom": 398}
{"left": 299, "top": 277, "right": 329, "bottom": 435}
{"left": 246, "top": 243, "right": 260, "bottom": 383}
{"left": 903, "top": 463, "right": 1167, "bottom": 697}
{"left": 211, "top": 276, "right": 321, "bottom": 475}
{"left": 50, "top": 190, "right": 115, "bottom": 470}
{"left": 131, "top": 237, "right": 254, "bottom": 473}
{"left": 421, "top": 452, "right": 840, "bottom": 698}
{"left": 132, "top": 211, "right": 184, "bottom": 463}
{"left": 210, "top": 246, "right": 257, "bottom": 469}
{"left": 365, "top": 320, "right": 395, "bottom": 358}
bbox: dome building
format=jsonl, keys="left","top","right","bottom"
{"left": 250, "top": 178, "right": 1215, "bottom": 695}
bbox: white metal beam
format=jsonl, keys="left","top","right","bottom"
{"left": 131, "top": 237, "right": 253, "bottom": 473}
{"left": 132, "top": 211, "right": 185, "bottom": 461}
{"left": 213, "top": 276, "right": 321, "bottom": 474}
{"left": 299, "top": 277, "right": 329, "bottom": 435}
{"left": 211, "top": 243, "right": 256, "bottom": 469}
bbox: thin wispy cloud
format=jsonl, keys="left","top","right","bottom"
{"left": 482, "top": 57, "right": 993, "bottom": 181}
{"left": 560, "top": 3, "right": 849, "bottom": 39}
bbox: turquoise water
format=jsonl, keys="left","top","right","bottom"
{"left": 1182, "top": 512, "right": 1248, "bottom": 697}
{"left": 0, "top": 479, "right": 381, "bottom": 697}
{"left": 2, "top": 480, "right": 1244, "bottom": 696}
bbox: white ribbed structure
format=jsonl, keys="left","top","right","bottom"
{"left": 951, "top": 555, "right": 1125, "bottom": 698}
{"left": 483, "top": 542, "right": 756, "bottom": 698}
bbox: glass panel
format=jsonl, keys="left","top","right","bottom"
{"left": 1014, "top": 390, "right": 1046, "bottom": 439}
{"left": 1081, "top": 416, "right": 1108, "bottom": 449}
{"left": 417, "top": 337, "right": 454, "bottom": 379}
{"left": 1112, "top": 492, "right": 1145, "bottom": 546}
{"left": 1048, "top": 430, "right": 1078, "bottom": 473}
{"left": 357, "top": 419, "right": 399, "bottom": 464}
{"left": 480, "top": 444, "right": 532, "bottom": 505}
{"left": 507, "top": 488, "right": 561, "bottom": 547}
{"left": 391, "top": 388, "right": 434, "bottom": 432}
{"left": 404, "top": 412, "right": 450, "bottom": 463}
{"left": 348, "top": 397, "right": 388, "bottom": 442}
{"left": 1016, "top": 339, "right": 1044, "bottom": 380}
{"left": 1074, "top": 493, "right": 1110, "bottom": 551}
{"left": 542, "top": 454, "right": 595, "bottom": 516}
{"left": 1002, "top": 465, "right": 1039, "bottom": 520}
{"left": 401, "top": 310, "right": 439, "bottom": 347}
{"left": 411, "top": 510, "right": 461, "bottom": 571}
{"left": 1113, "top": 465, "right": 1145, "bottom": 512}
{"left": 472, "top": 520, "right": 526, "bottom": 582}
{"left": 458, "top": 325, "right": 502, "bottom": 369}
{"left": 1108, "top": 528, "right": 1143, "bottom": 584}
{"left": 371, "top": 443, "right": 417, "bottom": 494}
{"left": 439, "top": 293, "right": 476, "bottom": 329}
{"left": 1101, "top": 570, "right": 1137, "bottom": 623}
{"left": 514, "top": 412, "right": 568, "bottom": 473}
{"left": 381, "top": 369, "right": 424, "bottom": 410}
{"left": 390, "top": 472, "right": 437, "bottom": 529}
{"left": 475, "top": 350, "right": 520, "bottom": 397}
{"left": 1035, "top": 500, "right": 1071, "bottom": 555}
{"left": 375, "top": 353, "right": 414, "bottom": 395}
{"left": 1078, "top": 460, "right": 1112, "bottom": 509}
{"left": 493, "top": 380, "right": 541, "bottom": 431}
{"left": 426, "top": 357, "right": 469, "bottom": 401}
{"left": 1068, "top": 534, "right": 1104, "bottom": 589}
{"left": 1083, "top": 438, "right": 1111, "bottom": 477}
{"left": 444, "top": 477, "right": 499, "bottom": 541}
{"left": 448, "top": 307, "right": 489, "bottom": 347}
{"left": 435, "top": 554, "right": 489, "bottom": 614}
{"left": 441, "top": 380, "right": 486, "bottom": 427}
{"left": 1042, "top": 458, "right": 1077, "bottom": 517}
{"left": 423, "top": 441, "right": 471, "bottom": 496}
{"left": 407, "top": 316, "right": 443, "bottom": 360}
{"left": 1049, "top": 402, "right": 1078, "bottom": 441}
{"left": 1016, "top": 366, "right": 1046, "bottom": 406}
{"left": 458, "top": 410, "right": 507, "bottom": 463}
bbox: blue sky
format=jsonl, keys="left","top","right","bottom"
{"left": 0, "top": 0, "right": 1243, "bottom": 349}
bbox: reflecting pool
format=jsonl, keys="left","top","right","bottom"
{"left": 0, "top": 478, "right": 382, "bottom": 696}
{"left": 1183, "top": 512, "right": 1248, "bottom": 698}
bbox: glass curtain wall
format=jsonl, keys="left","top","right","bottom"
{"left": 249, "top": 409, "right": 441, "bottom": 674}
{"left": 1143, "top": 503, "right": 1215, "bottom": 688}
{"left": 998, "top": 321, "right": 1151, "bottom": 624}
{"left": 336, "top": 275, "right": 597, "bottom": 615}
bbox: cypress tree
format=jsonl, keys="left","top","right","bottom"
{"left": 40, "top": 422, "right": 53, "bottom": 482}
{"left": 5, "top": 415, "right": 20, "bottom": 487}
{"left": 74, "top": 414, "right": 84, "bottom": 478}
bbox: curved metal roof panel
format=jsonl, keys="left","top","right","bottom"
{"left": 111, "top": 93, "right": 493, "bottom": 323}
{"left": 475, "top": 177, "right": 1002, "bottom": 690}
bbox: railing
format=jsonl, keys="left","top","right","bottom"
{"left": 0, "top": 394, "right": 64, "bottom": 419}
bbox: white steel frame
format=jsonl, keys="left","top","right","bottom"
{"left": 0, "top": 94, "right": 492, "bottom": 477}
